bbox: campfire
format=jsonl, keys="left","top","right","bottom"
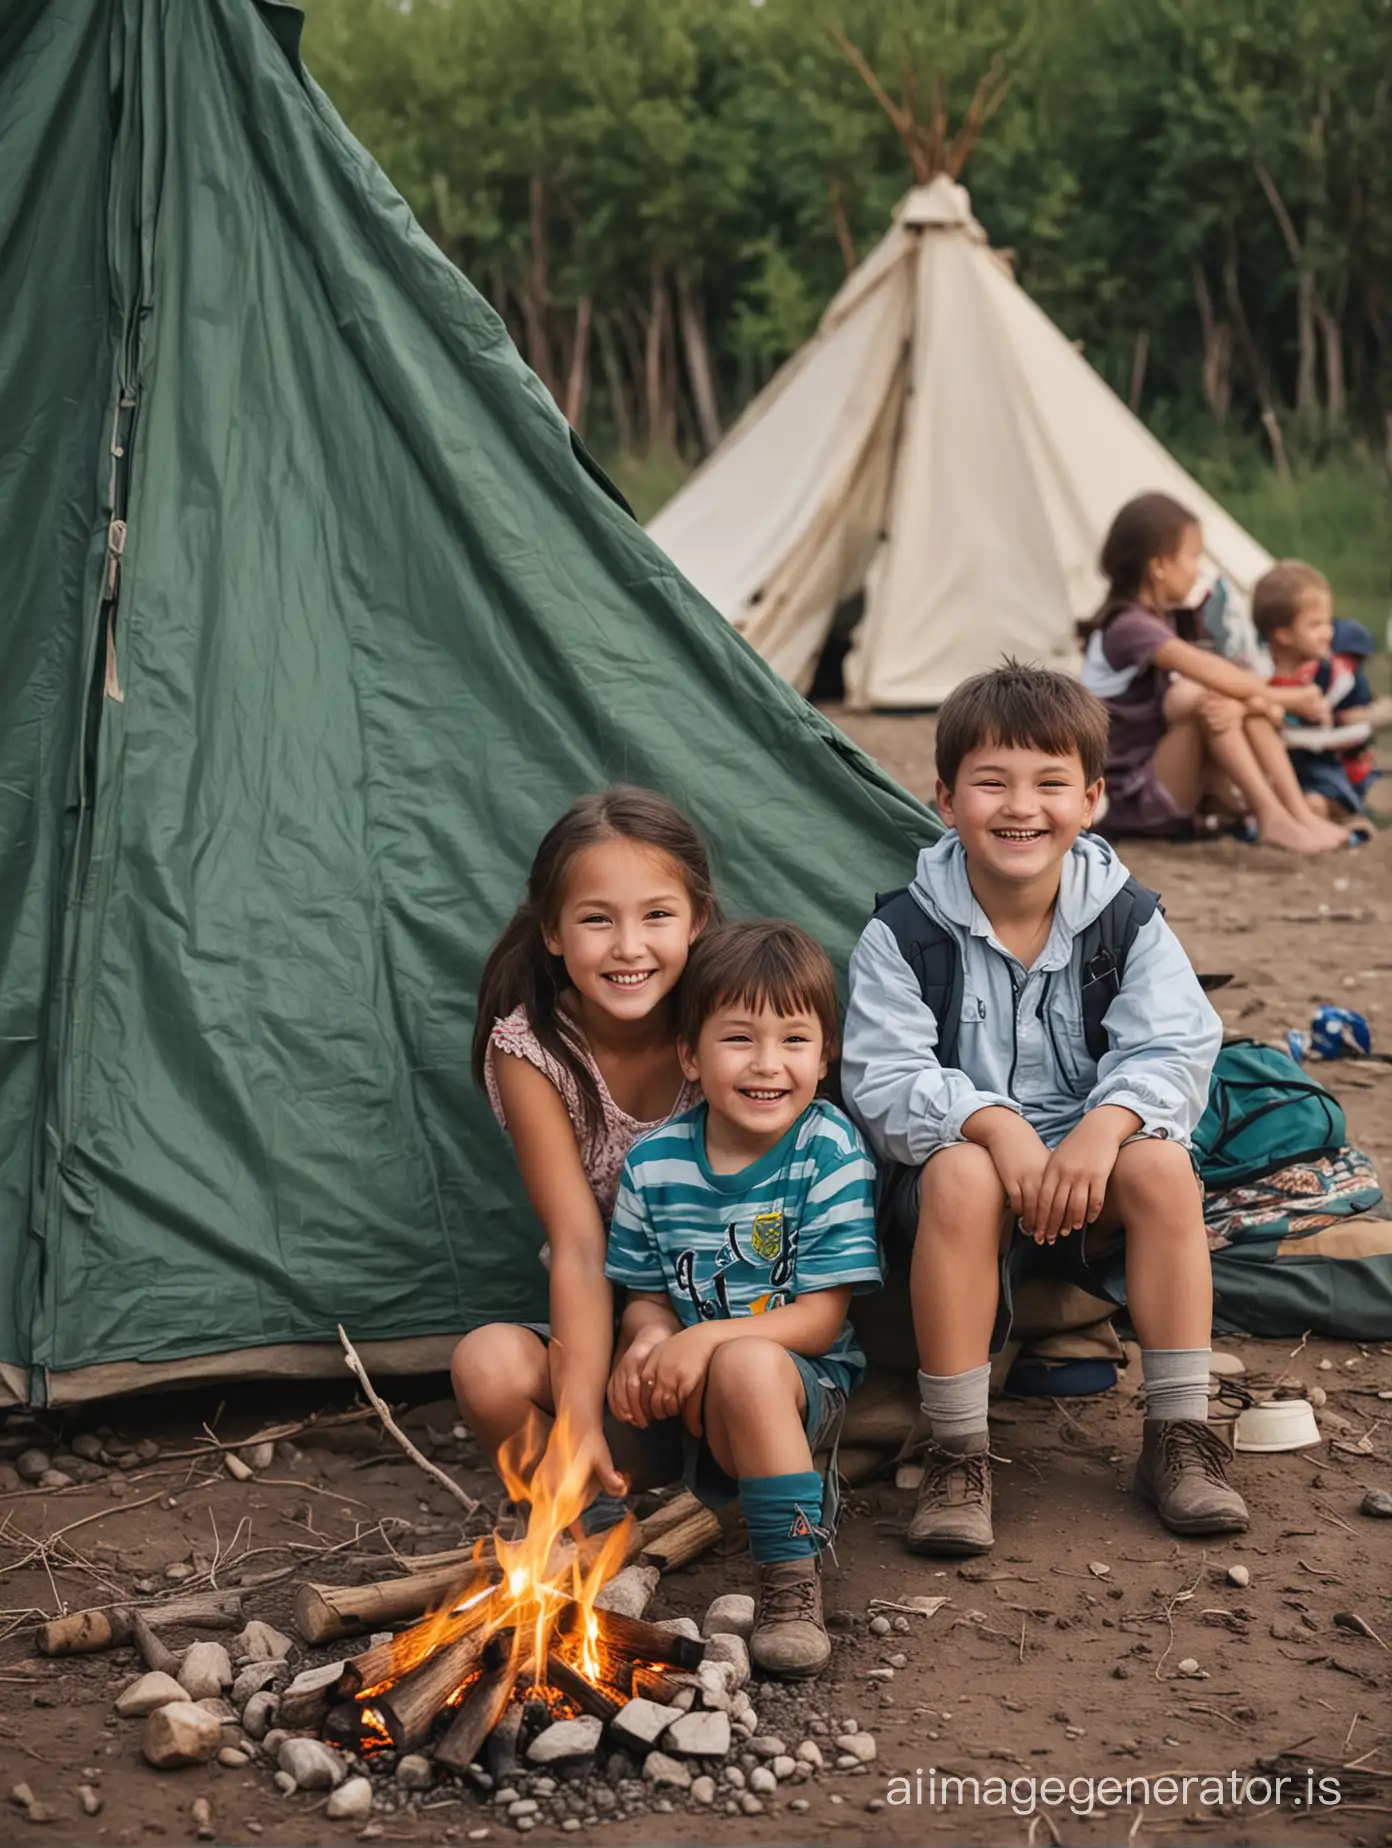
{"left": 312, "top": 1410, "right": 706, "bottom": 1773}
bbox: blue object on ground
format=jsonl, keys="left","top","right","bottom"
{"left": 1311, "top": 1006, "right": 1373, "bottom": 1059}
{"left": 1003, "top": 1358, "right": 1119, "bottom": 1399}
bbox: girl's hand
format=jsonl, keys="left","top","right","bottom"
{"left": 534, "top": 1419, "right": 628, "bottom": 1508}
{"left": 607, "top": 1325, "right": 670, "bottom": 1428}
{"left": 1245, "top": 694, "right": 1286, "bottom": 727}
{"left": 1282, "top": 685, "right": 1333, "bottom": 726}
{"left": 646, "top": 1326, "right": 718, "bottom": 1436}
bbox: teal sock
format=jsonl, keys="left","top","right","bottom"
{"left": 740, "top": 1470, "right": 825, "bottom": 1563}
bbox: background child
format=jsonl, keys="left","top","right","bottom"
{"left": 1081, "top": 492, "right": 1354, "bottom": 851}
{"left": 605, "top": 920, "right": 882, "bottom": 1677}
{"left": 451, "top": 786, "right": 716, "bottom": 1531}
{"left": 1255, "top": 559, "right": 1384, "bottom": 822}
{"left": 843, "top": 663, "right": 1248, "bottom": 1556}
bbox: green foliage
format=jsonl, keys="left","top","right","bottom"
{"left": 300, "top": 0, "right": 1392, "bottom": 499}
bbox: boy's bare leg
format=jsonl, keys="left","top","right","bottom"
{"left": 1096, "top": 1139, "right": 1248, "bottom": 1536}
{"left": 906, "top": 1145, "right": 1010, "bottom": 1555}
{"left": 703, "top": 1340, "right": 829, "bottom": 1678}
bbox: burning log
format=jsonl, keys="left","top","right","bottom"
{"left": 434, "top": 1636, "right": 521, "bottom": 1772}
{"left": 374, "top": 1625, "right": 494, "bottom": 1752}
{"left": 36, "top": 1592, "right": 245, "bottom": 1657}
{"left": 546, "top": 1652, "right": 624, "bottom": 1725}
{"left": 337, "top": 1580, "right": 499, "bottom": 1698}
{"left": 629, "top": 1665, "right": 686, "bottom": 1704}
{"left": 294, "top": 1558, "right": 491, "bottom": 1645}
{"left": 557, "top": 1604, "right": 705, "bottom": 1672}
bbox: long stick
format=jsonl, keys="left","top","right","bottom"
{"left": 294, "top": 1558, "right": 490, "bottom": 1646}
{"left": 337, "top": 1325, "right": 478, "bottom": 1515}
{"left": 36, "top": 1591, "right": 245, "bottom": 1657}
{"left": 434, "top": 1645, "right": 520, "bottom": 1772}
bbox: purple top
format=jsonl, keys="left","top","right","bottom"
{"left": 1094, "top": 605, "right": 1178, "bottom": 786}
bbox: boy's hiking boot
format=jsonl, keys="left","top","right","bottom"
{"left": 749, "top": 1557, "right": 831, "bottom": 1678}
{"left": 1134, "top": 1419, "right": 1249, "bottom": 1535}
{"left": 905, "top": 1431, "right": 994, "bottom": 1555}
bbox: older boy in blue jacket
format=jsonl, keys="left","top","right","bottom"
{"left": 843, "top": 662, "right": 1247, "bottom": 1554}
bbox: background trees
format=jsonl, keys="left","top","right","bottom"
{"left": 304, "top": 0, "right": 1391, "bottom": 618}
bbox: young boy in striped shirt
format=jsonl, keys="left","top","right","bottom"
{"left": 605, "top": 920, "right": 882, "bottom": 1677}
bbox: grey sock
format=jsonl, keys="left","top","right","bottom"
{"left": 1142, "top": 1348, "right": 1211, "bottom": 1423}
{"left": 918, "top": 1363, "right": 991, "bottom": 1442}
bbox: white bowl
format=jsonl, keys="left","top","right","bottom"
{"left": 1233, "top": 1397, "right": 1321, "bottom": 1453}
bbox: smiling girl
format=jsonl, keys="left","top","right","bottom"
{"left": 452, "top": 787, "right": 717, "bottom": 1527}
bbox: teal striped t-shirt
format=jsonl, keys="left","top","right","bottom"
{"left": 606, "top": 1099, "right": 882, "bottom": 1395}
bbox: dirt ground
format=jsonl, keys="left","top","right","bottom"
{"left": 2, "top": 709, "right": 1390, "bottom": 1848}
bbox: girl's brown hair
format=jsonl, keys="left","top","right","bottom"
{"left": 1078, "top": 491, "right": 1199, "bottom": 640}
{"left": 472, "top": 786, "right": 718, "bottom": 1141}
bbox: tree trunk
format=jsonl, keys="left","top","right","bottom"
{"left": 1295, "top": 270, "right": 1319, "bottom": 417}
{"left": 674, "top": 267, "right": 723, "bottom": 452}
{"left": 828, "top": 172, "right": 858, "bottom": 276}
{"left": 563, "top": 295, "right": 593, "bottom": 432}
{"left": 1317, "top": 305, "right": 1345, "bottom": 423}
{"left": 595, "top": 312, "right": 634, "bottom": 454}
{"left": 1191, "top": 263, "right": 1231, "bottom": 422}
{"left": 1128, "top": 326, "right": 1151, "bottom": 415}
{"left": 523, "top": 174, "right": 555, "bottom": 395}
{"left": 1222, "top": 225, "right": 1290, "bottom": 480}
{"left": 643, "top": 259, "right": 674, "bottom": 451}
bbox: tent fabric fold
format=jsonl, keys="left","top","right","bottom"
{"left": 648, "top": 177, "right": 1274, "bottom": 709}
{"left": 0, "top": 0, "right": 940, "bottom": 1402}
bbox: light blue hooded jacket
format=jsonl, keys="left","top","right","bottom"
{"left": 841, "top": 833, "right": 1222, "bottom": 1165}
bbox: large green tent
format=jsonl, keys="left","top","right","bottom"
{"left": 0, "top": 0, "right": 939, "bottom": 1406}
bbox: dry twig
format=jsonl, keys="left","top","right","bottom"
{"left": 338, "top": 1325, "right": 478, "bottom": 1516}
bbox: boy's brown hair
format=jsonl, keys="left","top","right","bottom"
{"left": 936, "top": 659, "right": 1109, "bottom": 789}
{"left": 1251, "top": 560, "right": 1331, "bottom": 642}
{"left": 676, "top": 919, "right": 840, "bottom": 1056}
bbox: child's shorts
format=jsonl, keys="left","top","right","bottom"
{"left": 603, "top": 1349, "right": 847, "bottom": 1521}
{"left": 876, "top": 1159, "right": 1125, "bottom": 1355}
{"left": 514, "top": 1323, "right": 847, "bottom": 1527}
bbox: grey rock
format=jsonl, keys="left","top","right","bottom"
{"left": 703, "top": 1632, "right": 750, "bottom": 1688}
{"left": 653, "top": 1617, "right": 702, "bottom": 1642}
{"left": 70, "top": 1434, "right": 104, "bottom": 1462}
{"left": 15, "top": 1449, "right": 50, "bottom": 1483}
{"left": 273, "top": 1772, "right": 296, "bottom": 1797}
{"left": 507, "top": 1800, "right": 538, "bottom": 1819}
{"left": 396, "top": 1756, "right": 433, "bottom": 1790}
{"left": 115, "top": 1672, "right": 187, "bottom": 1719}
{"left": 690, "top": 1776, "right": 716, "bottom": 1805}
{"left": 39, "top": 1469, "right": 74, "bottom": 1489}
{"left": 241, "top": 1693, "right": 278, "bottom": 1741}
{"left": 836, "top": 1732, "right": 877, "bottom": 1763}
{"left": 526, "top": 1718, "right": 602, "bottom": 1766}
{"left": 77, "top": 1786, "right": 102, "bottom": 1817}
{"left": 643, "top": 1752, "right": 692, "bottom": 1791}
{"left": 612, "top": 1699, "right": 685, "bottom": 1751}
{"left": 217, "top": 1748, "right": 251, "bottom": 1769}
{"left": 141, "top": 1703, "right": 223, "bottom": 1769}
{"left": 702, "top": 1594, "right": 754, "bottom": 1640}
{"left": 749, "top": 1735, "right": 786, "bottom": 1759}
{"left": 193, "top": 1698, "right": 237, "bottom": 1724}
{"left": 790, "top": 1797, "right": 810, "bottom": 1812}
{"left": 671, "top": 1687, "right": 697, "bottom": 1712}
{"left": 278, "top": 1737, "right": 347, "bottom": 1791}
{"left": 1361, "top": 1488, "right": 1392, "bottom": 1518}
{"left": 772, "top": 1755, "right": 796, "bottom": 1780}
{"left": 240, "top": 1441, "right": 276, "bottom": 1471}
{"left": 723, "top": 1766, "right": 746, "bottom": 1789}
{"left": 261, "top": 1728, "right": 288, "bottom": 1758}
{"left": 665, "top": 1709, "right": 731, "bottom": 1758}
{"left": 232, "top": 1621, "right": 294, "bottom": 1663}
{"left": 178, "top": 1642, "right": 233, "bottom": 1702}
{"left": 284, "top": 1660, "right": 345, "bottom": 1696}
{"left": 326, "top": 1778, "right": 374, "bottom": 1822}
{"left": 869, "top": 1615, "right": 892, "bottom": 1636}
{"left": 231, "top": 1661, "right": 286, "bottom": 1706}
{"left": 593, "top": 1565, "right": 659, "bottom": 1620}
{"left": 739, "top": 1792, "right": 765, "bottom": 1815}
{"left": 749, "top": 1767, "right": 777, "bottom": 1795}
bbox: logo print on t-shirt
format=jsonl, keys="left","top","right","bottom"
{"left": 750, "top": 1211, "right": 784, "bottom": 1261}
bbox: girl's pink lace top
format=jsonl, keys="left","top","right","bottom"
{"left": 484, "top": 1005, "right": 699, "bottom": 1225}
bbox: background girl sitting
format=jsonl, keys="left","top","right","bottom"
{"left": 1082, "top": 492, "right": 1355, "bottom": 853}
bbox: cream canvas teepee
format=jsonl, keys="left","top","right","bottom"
{"left": 648, "top": 177, "right": 1273, "bottom": 709}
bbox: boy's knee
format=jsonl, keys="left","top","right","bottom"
{"left": 1110, "top": 1136, "right": 1198, "bottom": 1208}
{"left": 918, "top": 1143, "right": 1006, "bottom": 1220}
{"left": 704, "top": 1337, "right": 799, "bottom": 1407}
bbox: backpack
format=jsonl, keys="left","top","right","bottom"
{"left": 1190, "top": 1039, "right": 1345, "bottom": 1189}
{"left": 873, "top": 876, "right": 1161, "bottom": 1071}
